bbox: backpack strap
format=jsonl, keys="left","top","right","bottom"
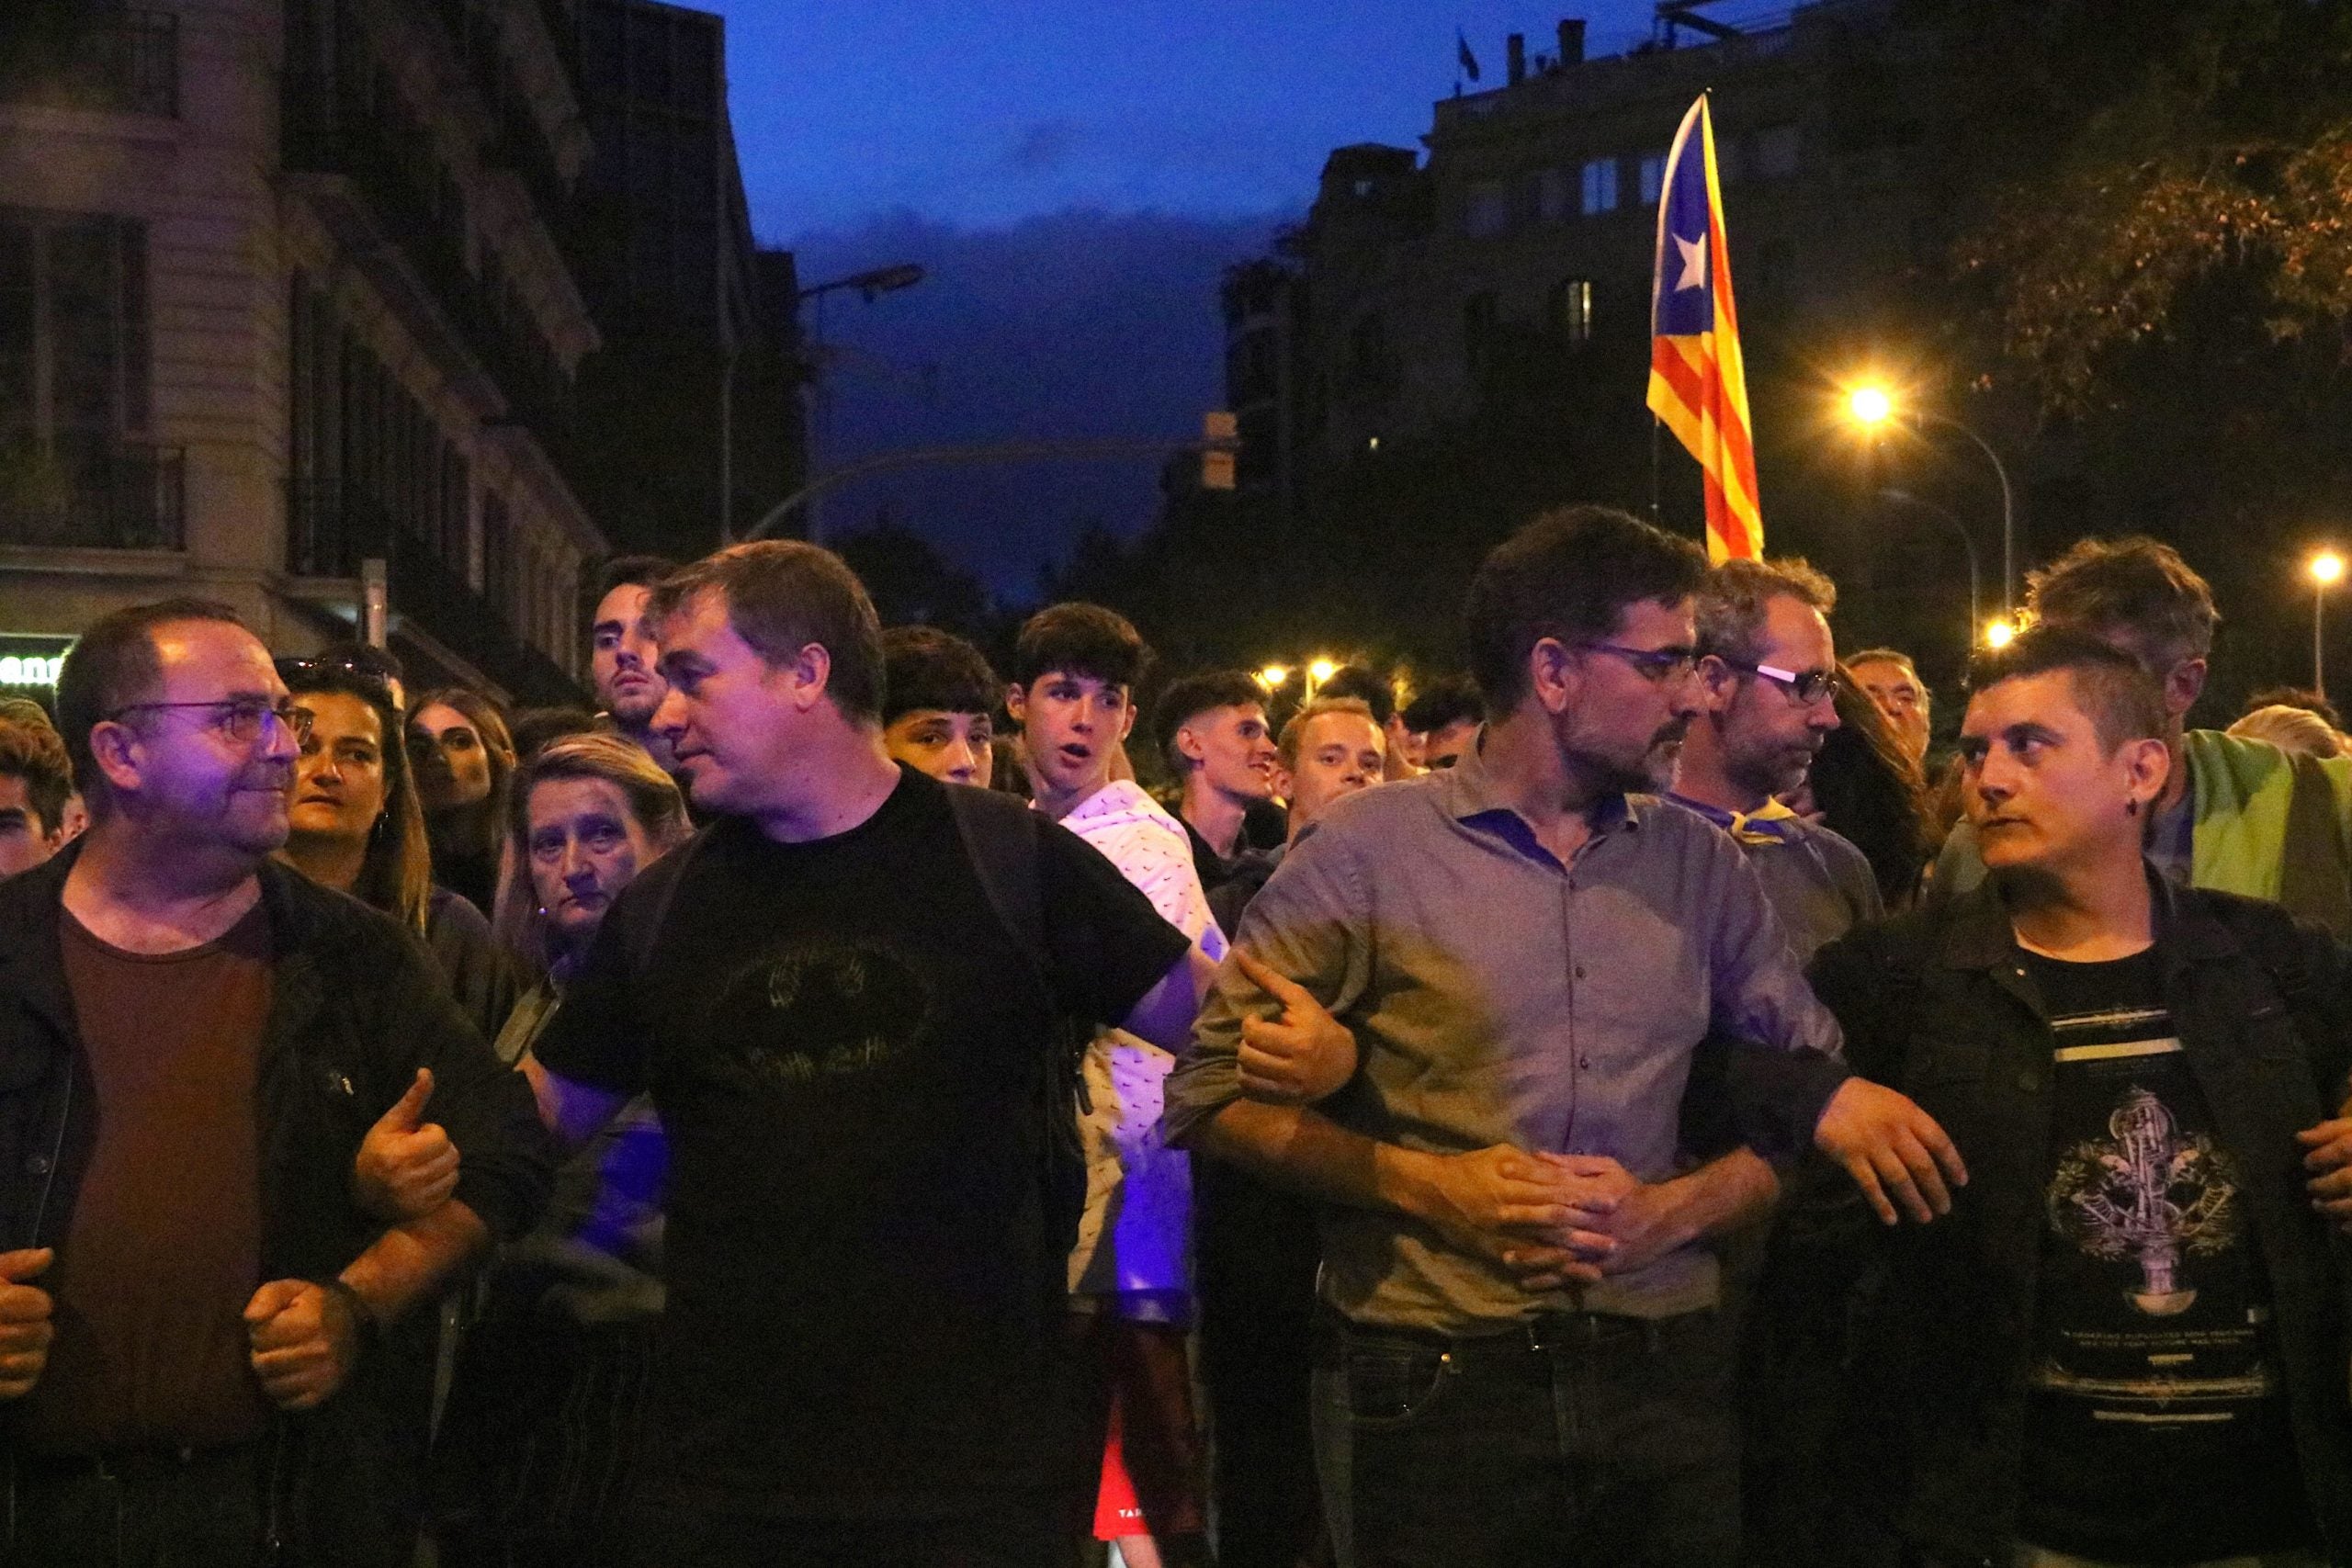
{"left": 623, "top": 829, "right": 707, "bottom": 978}
{"left": 944, "top": 782, "right": 1052, "bottom": 997}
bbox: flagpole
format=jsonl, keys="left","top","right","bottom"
{"left": 1649, "top": 416, "right": 1663, "bottom": 523}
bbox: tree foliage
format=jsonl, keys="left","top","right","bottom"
{"left": 1945, "top": 0, "right": 2352, "bottom": 410}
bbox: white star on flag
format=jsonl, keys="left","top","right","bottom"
{"left": 1673, "top": 232, "right": 1709, "bottom": 292}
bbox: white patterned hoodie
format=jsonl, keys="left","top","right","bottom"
{"left": 1053, "top": 781, "right": 1227, "bottom": 1315}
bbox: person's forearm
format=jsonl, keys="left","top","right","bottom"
{"left": 1195, "top": 1097, "right": 1441, "bottom": 1221}
{"left": 337, "top": 1199, "right": 490, "bottom": 1326}
{"left": 1649, "top": 1148, "right": 1781, "bottom": 1249}
{"left": 1123, "top": 944, "right": 1219, "bottom": 1052}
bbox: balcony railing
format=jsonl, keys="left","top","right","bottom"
{"left": 0, "top": 441, "right": 185, "bottom": 550}
{"left": 0, "top": 7, "right": 178, "bottom": 118}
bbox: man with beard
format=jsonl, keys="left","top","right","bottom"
{"left": 588, "top": 556, "right": 679, "bottom": 768}
{"left": 1672, "top": 557, "right": 1882, "bottom": 963}
{"left": 1165, "top": 505, "right": 1962, "bottom": 1568}
{"left": 0, "top": 600, "right": 548, "bottom": 1565}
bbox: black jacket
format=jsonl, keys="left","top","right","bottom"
{"left": 0, "top": 845, "right": 554, "bottom": 1560}
{"left": 1804, "top": 873, "right": 2352, "bottom": 1568}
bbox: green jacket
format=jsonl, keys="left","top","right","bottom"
{"left": 1934, "top": 729, "right": 2352, "bottom": 936}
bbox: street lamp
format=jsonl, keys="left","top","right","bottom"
{"left": 1878, "top": 488, "right": 1981, "bottom": 652}
{"left": 2312, "top": 549, "right": 2346, "bottom": 695}
{"left": 1307, "top": 657, "right": 1339, "bottom": 696}
{"left": 1255, "top": 664, "right": 1291, "bottom": 692}
{"left": 796, "top": 262, "right": 928, "bottom": 545}
{"left": 1983, "top": 616, "right": 2017, "bottom": 650}
{"left": 1845, "top": 380, "right": 2019, "bottom": 617}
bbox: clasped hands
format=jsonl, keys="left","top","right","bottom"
{"left": 0, "top": 1065, "right": 448, "bottom": 1412}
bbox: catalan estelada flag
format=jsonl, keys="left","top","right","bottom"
{"left": 1646, "top": 94, "right": 1762, "bottom": 562}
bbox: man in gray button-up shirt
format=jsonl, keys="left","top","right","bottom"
{"left": 1164, "top": 505, "right": 1962, "bottom": 1568}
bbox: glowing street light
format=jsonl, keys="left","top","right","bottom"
{"left": 1307, "top": 657, "right": 1339, "bottom": 688}
{"left": 1843, "top": 378, "right": 2018, "bottom": 618}
{"left": 1255, "top": 664, "right": 1291, "bottom": 691}
{"left": 2312, "top": 550, "right": 2346, "bottom": 695}
{"left": 1983, "top": 616, "right": 2017, "bottom": 650}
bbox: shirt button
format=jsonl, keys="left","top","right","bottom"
{"left": 2015, "top": 1070, "right": 2039, "bottom": 1093}
{"left": 25, "top": 1155, "right": 49, "bottom": 1176}
{"left": 1578, "top": 1056, "right": 1592, "bottom": 1069}
{"left": 1574, "top": 965, "right": 1587, "bottom": 979}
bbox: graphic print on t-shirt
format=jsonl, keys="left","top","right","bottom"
{"left": 2017, "top": 947, "right": 2309, "bottom": 1562}
{"left": 2045, "top": 1030, "right": 2242, "bottom": 1323}
{"left": 2038, "top": 1003, "right": 2263, "bottom": 1401}
{"left": 702, "top": 938, "right": 933, "bottom": 1094}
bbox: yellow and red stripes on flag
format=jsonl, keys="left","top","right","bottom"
{"left": 1645, "top": 95, "right": 1762, "bottom": 562}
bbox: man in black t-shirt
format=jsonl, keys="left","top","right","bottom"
{"left": 1803, "top": 626, "right": 2352, "bottom": 1567}
{"left": 523, "top": 543, "right": 1340, "bottom": 1568}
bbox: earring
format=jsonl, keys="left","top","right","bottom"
{"left": 2125, "top": 798, "right": 2140, "bottom": 818}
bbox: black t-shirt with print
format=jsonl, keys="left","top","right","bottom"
{"left": 534, "top": 765, "right": 1192, "bottom": 1517}
{"left": 2018, "top": 947, "right": 2314, "bottom": 1562}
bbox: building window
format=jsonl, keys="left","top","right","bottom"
{"left": 1550, "top": 278, "right": 1594, "bottom": 344}
{"left": 1464, "top": 181, "right": 1510, "bottom": 238}
{"left": 1638, "top": 151, "right": 1668, "bottom": 206}
{"left": 1580, "top": 158, "right": 1619, "bottom": 216}
{"left": 1756, "top": 125, "right": 1801, "bottom": 179}
{"left": 1536, "top": 167, "right": 1572, "bottom": 222}
{"left": 0, "top": 209, "right": 173, "bottom": 548}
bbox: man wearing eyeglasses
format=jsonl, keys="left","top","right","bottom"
{"left": 1166, "top": 506, "right": 1963, "bottom": 1568}
{"left": 1671, "top": 557, "right": 1882, "bottom": 964}
{"left": 0, "top": 599, "right": 550, "bottom": 1566}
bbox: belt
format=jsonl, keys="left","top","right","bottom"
{"left": 1337, "top": 1305, "right": 1716, "bottom": 1357}
{"left": 14, "top": 1439, "right": 264, "bottom": 1483}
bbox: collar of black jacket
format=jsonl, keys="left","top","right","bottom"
{"left": 1935, "top": 860, "right": 2245, "bottom": 973}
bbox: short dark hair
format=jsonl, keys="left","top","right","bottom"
{"left": 1464, "top": 505, "right": 1710, "bottom": 711}
{"left": 1402, "top": 674, "right": 1485, "bottom": 736}
{"left": 2243, "top": 684, "right": 2343, "bottom": 731}
{"left": 1966, "top": 624, "right": 2168, "bottom": 753}
{"left": 589, "top": 554, "right": 680, "bottom": 619}
{"left": 1012, "top": 602, "right": 1150, "bottom": 691}
{"left": 1315, "top": 665, "right": 1395, "bottom": 728}
{"left": 648, "top": 541, "right": 886, "bottom": 724}
{"left": 0, "top": 717, "right": 74, "bottom": 836}
{"left": 1154, "top": 670, "right": 1264, "bottom": 773}
{"left": 315, "top": 639, "right": 405, "bottom": 689}
{"left": 54, "top": 597, "right": 248, "bottom": 802}
{"left": 2025, "top": 536, "right": 2219, "bottom": 671}
{"left": 1695, "top": 557, "right": 1838, "bottom": 667}
{"left": 881, "top": 626, "right": 1000, "bottom": 724}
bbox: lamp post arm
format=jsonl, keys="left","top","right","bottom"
{"left": 1923, "top": 412, "right": 2016, "bottom": 615}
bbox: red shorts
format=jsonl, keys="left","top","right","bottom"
{"left": 1080, "top": 1316, "right": 1206, "bottom": 1541}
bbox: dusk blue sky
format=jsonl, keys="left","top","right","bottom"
{"left": 695, "top": 1, "right": 1669, "bottom": 595}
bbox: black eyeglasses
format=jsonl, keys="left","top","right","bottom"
{"left": 105, "top": 696, "right": 314, "bottom": 745}
{"left": 274, "top": 655, "right": 396, "bottom": 704}
{"left": 1577, "top": 640, "right": 1701, "bottom": 682}
{"left": 1726, "top": 659, "right": 1842, "bottom": 705}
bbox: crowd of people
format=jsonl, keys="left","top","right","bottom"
{"left": 2, "top": 507, "right": 2351, "bottom": 1568}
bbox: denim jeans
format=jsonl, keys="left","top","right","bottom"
{"left": 5, "top": 1445, "right": 274, "bottom": 1568}
{"left": 1314, "top": 1308, "right": 1739, "bottom": 1568}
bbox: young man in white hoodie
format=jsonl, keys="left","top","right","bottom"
{"left": 1010, "top": 602, "right": 1224, "bottom": 1568}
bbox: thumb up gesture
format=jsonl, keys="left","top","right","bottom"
{"left": 353, "top": 1069, "right": 458, "bottom": 1222}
